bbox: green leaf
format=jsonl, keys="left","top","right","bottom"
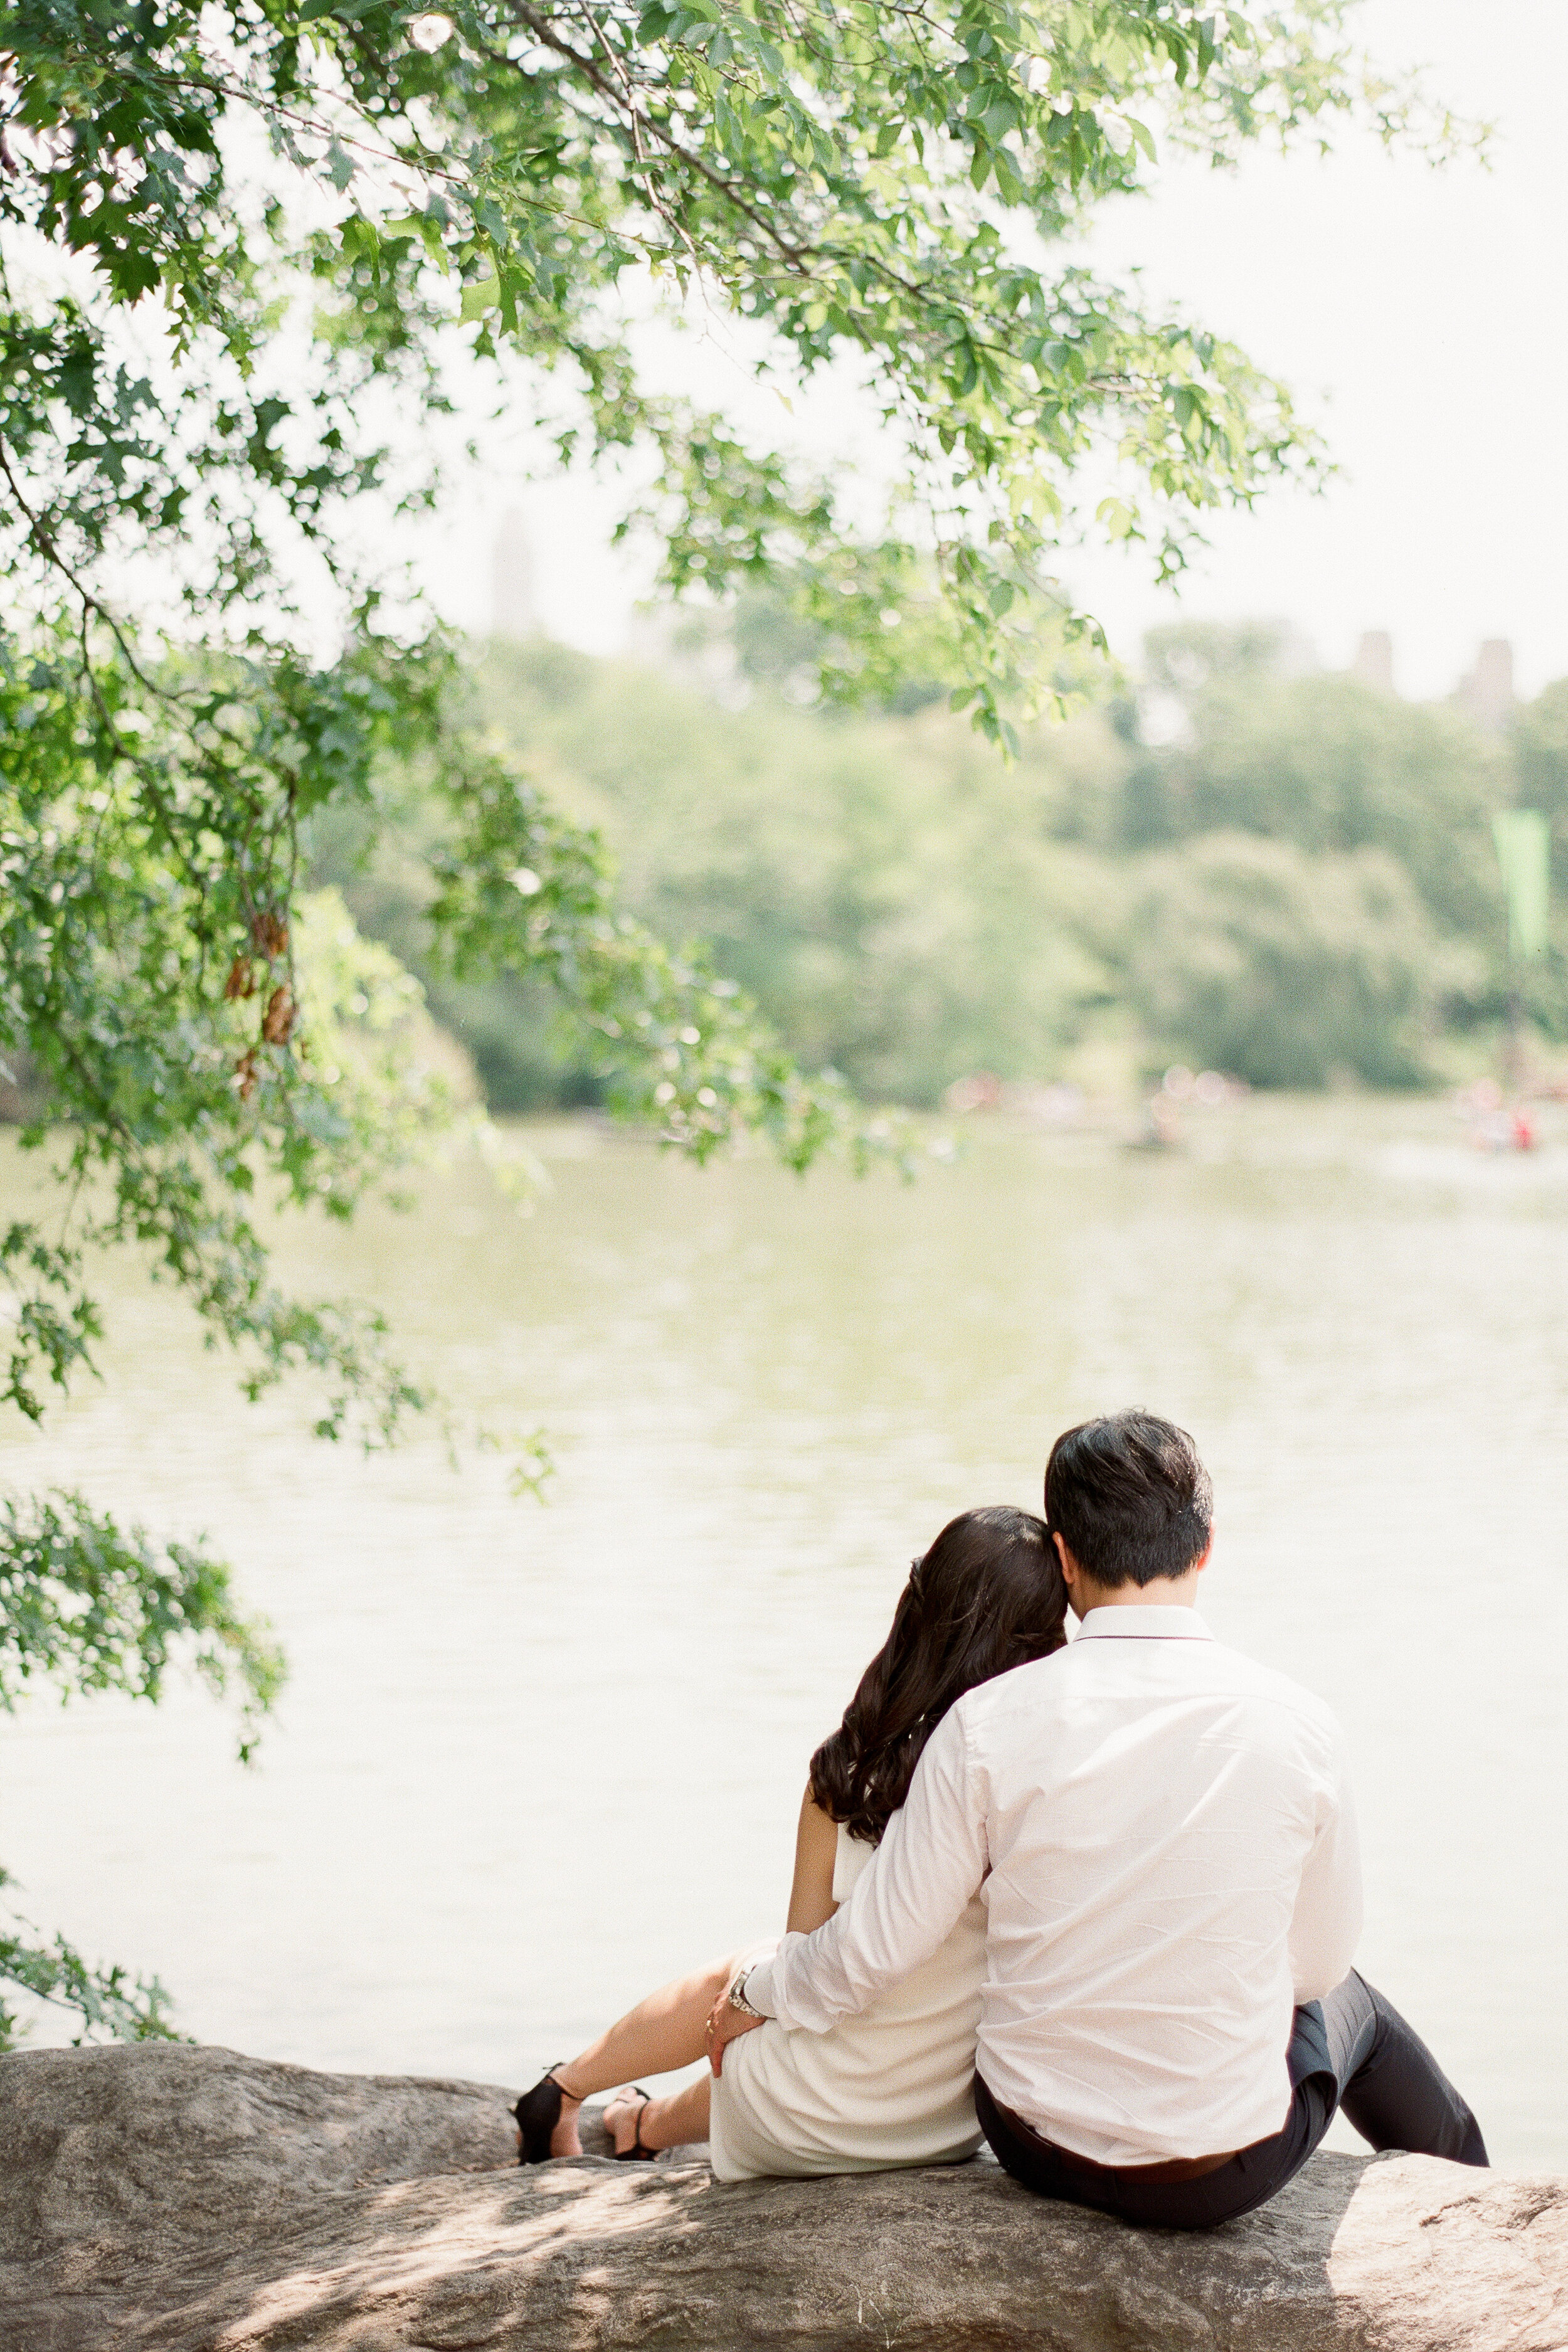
{"left": 460, "top": 273, "right": 502, "bottom": 320}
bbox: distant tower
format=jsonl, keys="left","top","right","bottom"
{"left": 1456, "top": 639, "right": 1515, "bottom": 735}
{"left": 490, "top": 509, "right": 535, "bottom": 640}
{"left": 1352, "top": 630, "right": 1395, "bottom": 694}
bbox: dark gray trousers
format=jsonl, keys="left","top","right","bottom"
{"left": 975, "top": 1972, "right": 1488, "bottom": 2232}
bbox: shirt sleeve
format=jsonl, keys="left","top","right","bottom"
{"left": 1288, "top": 1735, "right": 1363, "bottom": 2003}
{"left": 744, "top": 1703, "right": 988, "bottom": 2031}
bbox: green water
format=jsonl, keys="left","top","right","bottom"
{"left": 4, "top": 1096, "right": 1565, "bottom": 2164}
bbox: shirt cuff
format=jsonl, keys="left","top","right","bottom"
{"left": 741, "top": 1956, "right": 779, "bottom": 2018}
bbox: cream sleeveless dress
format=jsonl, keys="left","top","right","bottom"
{"left": 707, "top": 1817, "right": 987, "bottom": 2181}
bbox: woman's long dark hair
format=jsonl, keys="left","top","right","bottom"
{"left": 810, "top": 1505, "right": 1066, "bottom": 1846}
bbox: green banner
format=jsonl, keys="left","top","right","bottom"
{"left": 1493, "top": 810, "right": 1551, "bottom": 961}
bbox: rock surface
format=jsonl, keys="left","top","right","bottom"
{"left": 3, "top": 2043, "right": 1565, "bottom": 2351}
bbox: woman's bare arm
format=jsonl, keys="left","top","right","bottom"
{"left": 785, "top": 1784, "right": 841, "bottom": 1936}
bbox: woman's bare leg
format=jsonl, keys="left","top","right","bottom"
{"left": 603, "top": 2075, "right": 711, "bottom": 2155}
{"left": 536, "top": 1954, "right": 735, "bottom": 2157}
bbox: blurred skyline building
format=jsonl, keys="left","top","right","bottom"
{"left": 490, "top": 511, "right": 536, "bottom": 640}
{"left": 1347, "top": 630, "right": 1519, "bottom": 731}
{"left": 1456, "top": 638, "right": 1517, "bottom": 735}
{"left": 491, "top": 525, "right": 1526, "bottom": 730}
{"left": 1352, "top": 629, "right": 1396, "bottom": 694}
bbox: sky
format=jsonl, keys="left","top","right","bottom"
{"left": 416, "top": 0, "right": 1568, "bottom": 702}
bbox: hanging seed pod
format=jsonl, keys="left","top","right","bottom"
{"left": 234, "top": 1049, "right": 258, "bottom": 1101}
{"left": 260, "top": 984, "right": 295, "bottom": 1046}
{"left": 223, "top": 954, "right": 255, "bottom": 1000}
{"left": 250, "top": 909, "right": 290, "bottom": 958}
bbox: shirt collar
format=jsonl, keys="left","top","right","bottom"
{"left": 1073, "top": 1605, "right": 1214, "bottom": 1643}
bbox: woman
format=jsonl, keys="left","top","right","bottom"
{"left": 515, "top": 1503, "right": 1066, "bottom": 2178}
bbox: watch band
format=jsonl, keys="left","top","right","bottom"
{"left": 727, "top": 1967, "right": 765, "bottom": 2020}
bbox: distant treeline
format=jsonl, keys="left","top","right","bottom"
{"left": 312, "top": 620, "right": 1568, "bottom": 1106}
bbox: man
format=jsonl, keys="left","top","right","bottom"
{"left": 709, "top": 1411, "right": 1486, "bottom": 2228}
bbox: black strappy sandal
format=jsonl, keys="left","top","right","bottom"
{"left": 610, "top": 2087, "right": 658, "bottom": 2161}
{"left": 514, "top": 2067, "right": 573, "bottom": 2166}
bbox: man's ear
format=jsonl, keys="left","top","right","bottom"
{"left": 1192, "top": 1533, "right": 1214, "bottom": 1575}
{"left": 1054, "top": 1533, "right": 1094, "bottom": 1606}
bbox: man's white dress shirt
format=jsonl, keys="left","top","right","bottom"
{"left": 746, "top": 1606, "right": 1362, "bottom": 2165}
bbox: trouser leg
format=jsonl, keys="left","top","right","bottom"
{"left": 1320, "top": 1971, "right": 1488, "bottom": 2166}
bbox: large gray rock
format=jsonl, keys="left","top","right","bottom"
{"left": 2, "top": 2043, "right": 1564, "bottom": 2351}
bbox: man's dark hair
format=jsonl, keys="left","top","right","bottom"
{"left": 1044, "top": 1411, "right": 1213, "bottom": 1590}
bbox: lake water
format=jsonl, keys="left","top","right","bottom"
{"left": 4, "top": 1096, "right": 1565, "bottom": 2167}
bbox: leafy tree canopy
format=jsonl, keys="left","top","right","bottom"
{"left": 1138, "top": 640, "right": 1507, "bottom": 937}
{"left": 453, "top": 632, "right": 1518, "bottom": 1106}
{"left": 0, "top": 0, "right": 1463, "bottom": 2032}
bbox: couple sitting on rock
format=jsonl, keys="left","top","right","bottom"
{"left": 516, "top": 1410, "right": 1486, "bottom": 2230}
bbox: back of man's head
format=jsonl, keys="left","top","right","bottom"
{"left": 1044, "top": 1411, "right": 1213, "bottom": 1591}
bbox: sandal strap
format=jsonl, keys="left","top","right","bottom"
{"left": 604, "top": 2085, "right": 656, "bottom": 2160}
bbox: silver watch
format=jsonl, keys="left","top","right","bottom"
{"left": 727, "top": 1968, "right": 765, "bottom": 2020}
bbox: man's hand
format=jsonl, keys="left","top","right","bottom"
{"left": 705, "top": 1980, "right": 765, "bottom": 2076}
